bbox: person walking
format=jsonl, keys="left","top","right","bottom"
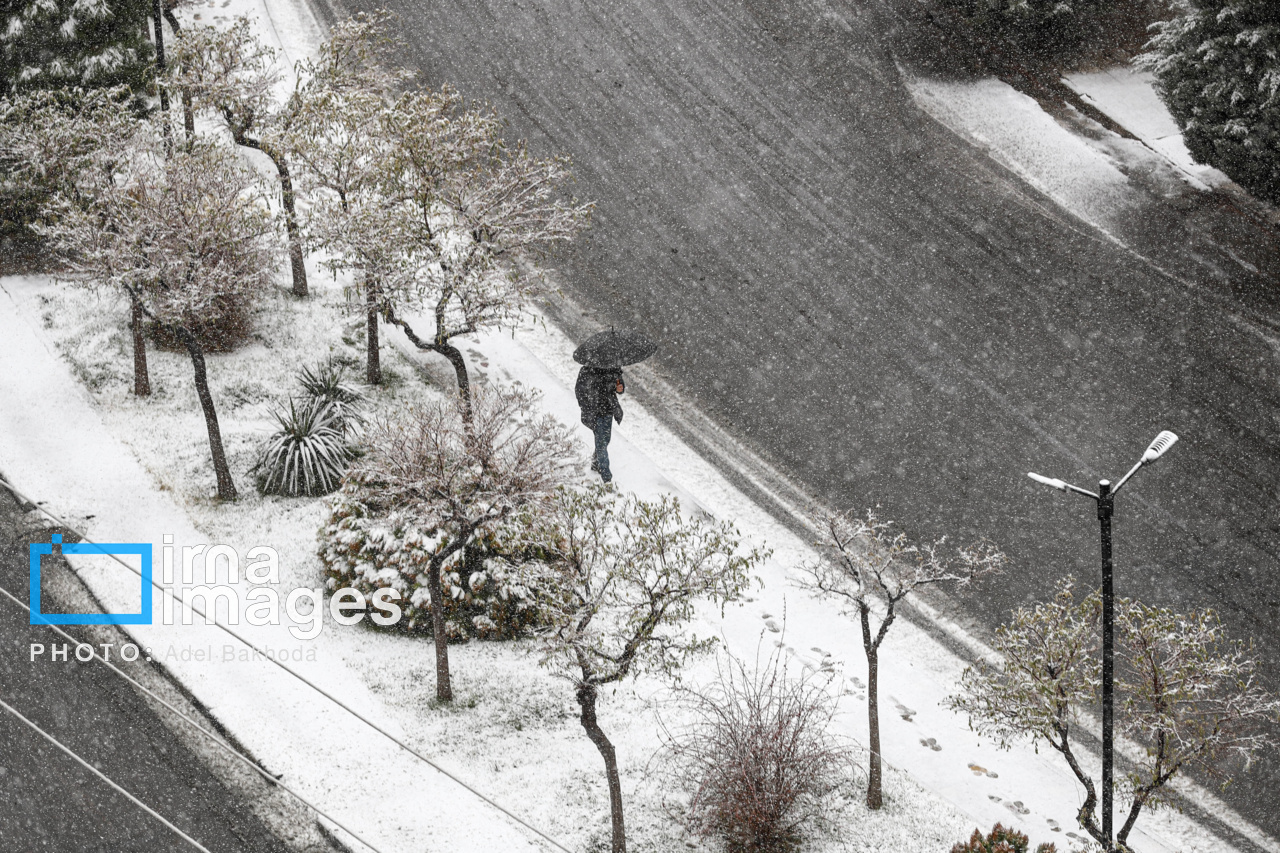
{"left": 575, "top": 365, "right": 624, "bottom": 483}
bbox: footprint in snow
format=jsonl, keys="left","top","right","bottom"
{"left": 1046, "top": 818, "right": 1061, "bottom": 832}
{"left": 919, "top": 737, "right": 942, "bottom": 751}
{"left": 761, "top": 612, "right": 773, "bottom": 619}
{"left": 893, "top": 701, "right": 917, "bottom": 722}
{"left": 967, "top": 762, "right": 998, "bottom": 778}
{"left": 1005, "top": 800, "right": 1031, "bottom": 816}
{"left": 988, "top": 795, "right": 1002, "bottom": 803}
{"left": 764, "top": 619, "right": 781, "bottom": 633}
{"left": 848, "top": 676, "right": 865, "bottom": 689}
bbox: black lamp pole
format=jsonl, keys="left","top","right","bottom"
{"left": 1097, "top": 478, "right": 1114, "bottom": 847}
{"left": 1028, "top": 431, "right": 1178, "bottom": 852}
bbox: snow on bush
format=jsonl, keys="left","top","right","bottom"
{"left": 950, "top": 822, "right": 1057, "bottom": 853}
{"left": 318, "top": 475, "right": 544, "bottom": 640}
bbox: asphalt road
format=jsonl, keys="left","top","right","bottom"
{"left": 336, "top": 0, "right": 1280, "bottom": 835}
{"left": 0, "top": 487, "right": 292, "bottom": 852}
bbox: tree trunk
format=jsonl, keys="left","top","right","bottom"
{"left": 426, "top": 556, "right": 452, "bottom": 702}
{"left": 576, "top": 682, "right": 626, "bottom": 853}
{"left": 365, "top": 284, "right": 381, "bottom": 385}
{"left": 152, "top": 1, "right": 172, "bottom": 149}
{"left": 159, "top": 6, "right": 195, "bottom": 139}
{"left": 181, "top": 88, "right": 194, "bottom": 141}
{"left": 273, "top": 154, "right": 308, "bottom": 297}
{"left": 234, "top": 137, "right": 308, "bottom": 297}
{"left": 864, "top": 610, "right": 883, "bottom": 809}
{"left": 174, "top": 326, "right": 236, "bottom": 500}
{"left": 434, "top": 340, "right": 472, "bottom": 422}
{"left": 130, "top": 297, "right": 151, "bottom": 397}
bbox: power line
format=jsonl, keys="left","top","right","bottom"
{"left": 0, "top": 694, "right": 215, "bottom": 853}
{"left": 1, "top": 476, "right": 574, "bottom": 853}
{"left": 0, "top": 581, "right": 387, "bottom": 853}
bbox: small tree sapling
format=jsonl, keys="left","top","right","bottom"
{"left": 39, "top": 130, "right": 280, "bottom": 499}
{"left": 378, "top": 87, "right": 592, "bottom": 416}
{"left": 534, "top": 486, "right": 766, "bottom": 853}
{"left": 283, "top": 13, "right": 410, "bottom": 384}
{"left": 0, "top": 87, "right": 150, "bottom": 393}
{"left": 797, "top": 508, "right": 1004, "bottom": 809}
{"left": 170, "top": 17, "right": 309, "bottom": 295}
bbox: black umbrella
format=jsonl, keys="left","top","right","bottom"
{"left": 572, "top": 328, "right": 657, "bottom": 368}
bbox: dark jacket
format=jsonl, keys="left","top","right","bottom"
{"left": 575, "top": 366, "right": 623, "bottom": 426}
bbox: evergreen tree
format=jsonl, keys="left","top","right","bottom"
{"left": 1144, "top": 0, "right": 1280, "bottom": 204}
{"left": 0, "top": 0, "right": 155, "bottom": 97}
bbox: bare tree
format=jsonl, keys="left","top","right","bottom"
{"left": 39, "top": 129, "right": 280, "bottom": 499}
{"left": 534, "top": 486, "right": 765, "bottom": 853}
{"left": 350, "top": 385, "right": 576, "bottom": 701}
{"left": 949, "top": 580, "right": 1280, "bottom": 852}
{"left": 797, "top": 508, "right": 1004, "bottom": 809}
{"left": 170, "top": 17, "right": 309, "bottom": 296}
{"left": 377, "top": 87, "right": 592, "bottom": 416}
{"left": 1, "top": 88, "right": 151, "bottom": 394}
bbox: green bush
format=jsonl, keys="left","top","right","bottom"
{"left": 316, "top": 476, "right": 544, "bottom": 640}
{"left": 252, "top": 398, "right": 358, "bottom": 497}
{"left": 951, "top": 823, "right": 1057, "bottom": 853}
{"left": 297, "top": 357, "right": 366, "bottom": 430}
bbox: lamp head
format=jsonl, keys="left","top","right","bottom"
{"left": 1141, "top": 430, "right": 1179, "bottom": 464}
{"left": 1028, "top": 472, "right": 1068, "bottom": 492}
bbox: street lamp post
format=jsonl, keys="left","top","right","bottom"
{"left": 1027, "top": 430, "right": 1178, "bottom": 852}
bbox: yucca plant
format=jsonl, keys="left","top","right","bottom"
{"left": 297, "top": 357, "right": 365, "bottom": 434}
{"left": 253, "top": 398, "right": 358, "bottom": 497}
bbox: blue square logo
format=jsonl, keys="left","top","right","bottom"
{"left": 29, "top": 535, "right": 153, "bottom": 625}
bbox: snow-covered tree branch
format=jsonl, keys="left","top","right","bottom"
{"left": 344, "top": 384, "right": 576, "bottom": 702}
{"left": 797, "top": 507, "right": 1004, "bottom": 809}
{"left": 949, "top": 580, "right": 1280, "bottom": 852}
{"left": 532, "top": 486, "right": 765, "bottom": 853}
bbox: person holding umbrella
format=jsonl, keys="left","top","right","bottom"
{"left": 573, "top": 328, "right": 657, "bottom": 484}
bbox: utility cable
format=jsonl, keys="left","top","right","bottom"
{"left": 0, "top": 695, "right": 215, "bottom": 853}
{"left": 0, "top": 476, "right": 573, "bottom": 853}
{"left": 0, "top": 581, "right": 387, "bottom": 853}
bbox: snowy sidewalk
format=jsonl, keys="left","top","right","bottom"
{"left": 1062, "top": 66, "right": 1229, "bottom": 192}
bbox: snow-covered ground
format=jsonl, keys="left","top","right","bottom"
{"left": 904, "top": 65, "right": 1235, "bottom": 238}
{"left": 0, "top": 3, "right": 1275, "bottom": 853}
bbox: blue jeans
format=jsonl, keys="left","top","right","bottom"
{"left": 593, "top": 415, "right": 613, "bottom": 482}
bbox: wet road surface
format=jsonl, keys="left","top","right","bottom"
{"left": 0, "top": 487, "right": 292, "bottom": 852}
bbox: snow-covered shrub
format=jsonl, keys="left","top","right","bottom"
{"left": 297, "top": 356, "right": 365, "bottom": 434}
{"left": 1142, "top": 0, "right": 1280, "bottom": 205}
{"left": 253, "top": 398, "right": 358, "bottom": 497}
{"left": 950, "top": 823, "right": 1056, "bottom": 853}
{"left": 657, "top": 647, "right": 854, "bottom": 853}
{"left": 317, "top": 474, "right": 546, "bottom": 639}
